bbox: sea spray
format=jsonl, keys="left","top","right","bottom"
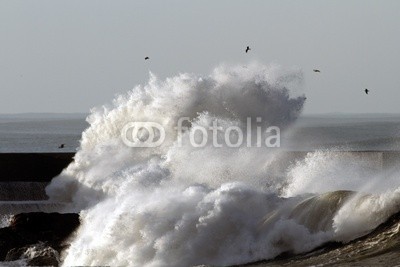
{"left": 285, "top": 150, "right": 400, "bottom": 241}
{"left": 45, "top": 63, "right": 400, "bottom": 266}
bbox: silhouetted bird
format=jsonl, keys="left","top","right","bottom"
{"left": 58, "top": 144, "right": 65, "bottom": 149}
{"left": 365, "top": 89, "right": 369, "bottom": 95}
{"left": 313, "top": 69, "right": 321, "bottom": 73}
{"left": 245, "top": 46, "right": 250, "bottom": 53}
{"left": 145, "top": 57, "right": 149, "bottom": 60}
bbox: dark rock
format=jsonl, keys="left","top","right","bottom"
{"left": 10, "top": 212, "right": 79, "bottom": 236}
{"left": 6, "top": 242, "right": 60, "bottom": 266}
{"left": 0, "top": 212, "right": 79, "bottom": 264}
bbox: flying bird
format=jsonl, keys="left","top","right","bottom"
{"left": 365, "top": 89, "right": 369, "bottom": 95}
{"left": 145, "top": 57, "right": 149, "bottom": 60}
{"left": 313, "top": 69, "right": 321, "bottom": 73}
{"left": 58, "top": 144, "right": 65, "bottom": 149}
{"left": 245, "top": 46, "right": 250, "bottom": 53}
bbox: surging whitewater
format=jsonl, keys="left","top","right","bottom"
{"left": 46, "top": 63, "right": 400, "bottom": 266}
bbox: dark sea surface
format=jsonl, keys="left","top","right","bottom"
{"left": 1, "top": 113, "right": 400, "bottom": 152}
{"left": 0, "top": 113, "right": 88, "bottom": 153}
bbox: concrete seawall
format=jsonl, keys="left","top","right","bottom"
{"left": 0, "top": 152, "right": 400, "bottom": 200}
{"left": 0, "top": 153, "right": 74, "bottom": 182}
{"left": 1, "top": 152, "right": 400, "bottom": 182}
{"left": 0, "top": 153, "right": 74, "bottom": 201}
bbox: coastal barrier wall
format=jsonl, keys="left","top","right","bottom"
{"left": 0, "top": 152, "right": 400, "bottom": 200}
{"left": 2, "top": 152, "right": 400, "bottom": 182}
{"left": 0, "top": 153, "right": 74, "bottom": 182}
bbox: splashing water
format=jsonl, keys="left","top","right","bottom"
{"left": 46, "top": 63, "right": 400, "bottom": 266}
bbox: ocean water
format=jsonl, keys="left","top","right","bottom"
{"left": 0, "top": 114, "right": 88, "bottom": 152}
{"left": 286, "top": 115, "right": 400, "bottom": 151}
{"left": 3, "top": 63, "right": 400, "bottom": 266}
{"left": 1, "top": 113, "right": 400, "bottom": 152}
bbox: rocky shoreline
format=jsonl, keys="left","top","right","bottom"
{"left": 0, "top": 212, "right": 79, "bottom": 266}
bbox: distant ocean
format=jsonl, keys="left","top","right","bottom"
{"left": 0, "top": 113, "right": 88, "bottom": 153}
{"left": 1, "top": 113, "right": 400, "bottom": 152}
{"left": 285, "top": 114, "right": 400, "bottom": 151}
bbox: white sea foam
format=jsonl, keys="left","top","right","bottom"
{"left": 45, "top": 63, "right": 400, "bottom": 266}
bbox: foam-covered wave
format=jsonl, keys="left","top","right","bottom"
{"left": 46, "top": 63, "right": 400, "bottom": 266}
{"left": 260, "top": 207, "right": 400, "bottom": 266}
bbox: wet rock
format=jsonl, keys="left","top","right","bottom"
{"left": 0, "top": 212, "right": 79, "bottom": 264}
{"left": 6, "top": 242, "right": 60, "bottom": 266}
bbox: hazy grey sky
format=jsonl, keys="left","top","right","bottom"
{"left": 1, "top": 0, "right": 400, "bottom": 114}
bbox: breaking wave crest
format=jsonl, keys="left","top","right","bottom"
{"left": 45, "top": 63, "right": 400, "bottom": 266}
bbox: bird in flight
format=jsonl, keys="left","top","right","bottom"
{"left": 245, "top": 46, "right": 251, "bottom": 53}
{"left": 145, "top": 57, "right": 150, "bottom": 60}
{"left": 58, "top": 144, "right": 65, "bottom": 149}
{"left": 365, "top": 89, "right": 369, "bottom": 95}
{"left": 313, "top": 69, "right": 321, "bottom": 73}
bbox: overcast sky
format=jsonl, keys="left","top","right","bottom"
{"left": 1, "top": 0, "right": 400, "bottom": 114}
